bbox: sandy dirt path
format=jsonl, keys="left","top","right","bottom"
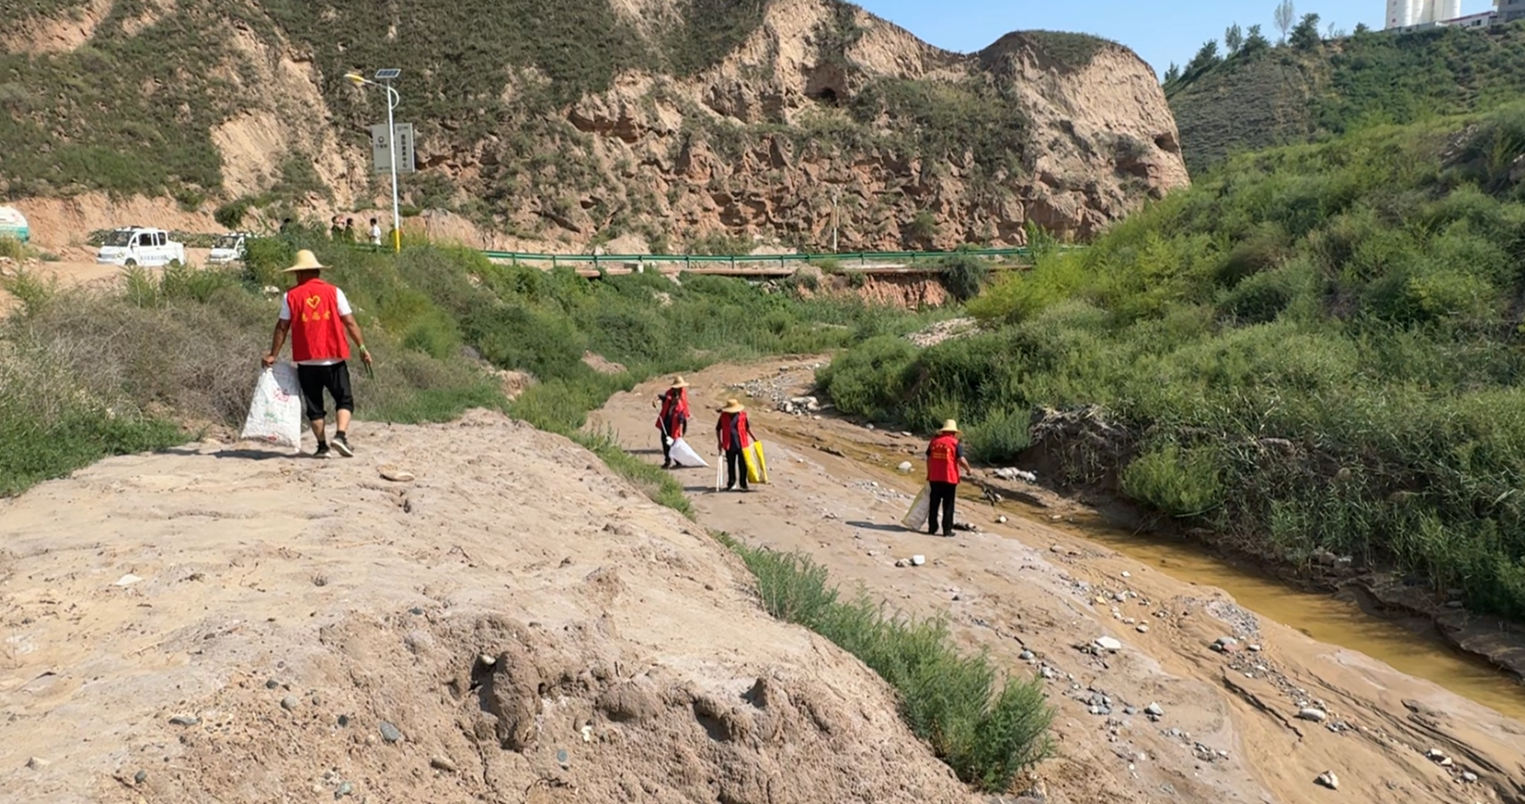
{"left": 0, "top": 411, "right": 980, "bottom": 804}
{"left": 592, "top": 357, "right": 1525, "bottom": 804}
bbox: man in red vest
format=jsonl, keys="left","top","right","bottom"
{"left": 716, "top": 398, "right": 756, "bottom": 491}
{"left": 261, "top": 249, "right": 372, "bottom": 458}
{"left": 926, "top": 419, "right": 973, "bottom": 537}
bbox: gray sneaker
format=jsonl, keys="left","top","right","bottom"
{"left": 332, "top": 434, "right": 354, "bottom": 458}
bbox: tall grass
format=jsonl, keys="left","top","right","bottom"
{"left": 819, "top": 104, "right": 1525, "bottom": 621}
{"left": 715, "top": 534, "right": 1052, "bottom": 792}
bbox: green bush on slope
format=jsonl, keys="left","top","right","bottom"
{"left": 819, "top": 104, "right": 1525, "bottom": 620}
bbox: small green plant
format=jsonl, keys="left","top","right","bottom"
{"left": 0, "top": 237, "right": 24, "bottom": 260}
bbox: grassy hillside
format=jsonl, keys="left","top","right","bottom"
{"left": 1167, "top": 21, "right": 1525, "bottom": 175}
{"left": 0, "top": 229, "right": 934, "bottom": 496}
{"left": 818, "top": 104, "right": 1525, "bottom": 620}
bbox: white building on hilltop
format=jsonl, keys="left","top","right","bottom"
{"left": 1385, "top": 0, "right": 1525, "bottom": 30}
{"left": 1386, "top": 0, "right": 1462, "bottom": 28}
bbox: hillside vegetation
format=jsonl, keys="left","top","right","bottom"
{"left": 0, "top": 229, "right": 933, "bottom": 497}
{"left": 818, "top": 104, "right": 1525, "bottom": 620}
{"left": 1166, "top": 20, "right": 1525, "bottom": 175}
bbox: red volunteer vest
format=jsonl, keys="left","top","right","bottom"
{"left": 718, "top": 411, "right": 751, "bottom": 451}
{"left": 658, "top": 389, "right": 689, "bottom": 437}
{"left": 287, "top": 279, "right": 349, "bottom": 362}
{"left": 927, "top": 433, "right": 961, "bottom": 484}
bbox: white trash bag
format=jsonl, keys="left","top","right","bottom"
{"left": 669, "top": 437, "right": 709, "bottom": 468}
{"left": 239, "top": 364, "right": 303, "bottom": 451}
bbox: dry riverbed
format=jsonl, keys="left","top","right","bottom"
{"left": 592, "top": 357, "right": 1525, "bottom": 804}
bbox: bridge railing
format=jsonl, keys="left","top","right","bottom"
{"left": 475, "top": 246, "right": 1076, "bottom": 269}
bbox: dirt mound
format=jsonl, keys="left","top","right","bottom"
{"left": 0, "top": 411, "right": 975, "bottom": 804}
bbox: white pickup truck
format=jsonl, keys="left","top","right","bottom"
{"left": 207, "top": 232, "right": 251, "bottom": 264}
{"left": 96, "top": 226, "right": 186, "bottom": 267}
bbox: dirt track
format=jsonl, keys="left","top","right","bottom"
{"left": 592, "top": 357, "right": 1525, "bottom": 804}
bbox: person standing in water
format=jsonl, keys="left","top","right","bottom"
{"left": 926, "top": 419, "right": 973, "bottom": 537}
{"left": 654, "top": 376, "right": 691, "bottom": 469}
{"left": 716, "top": 399, "right": 756, "bottom": 492}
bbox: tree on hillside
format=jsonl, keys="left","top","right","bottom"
{"left": 1354, "top": 22, "right": 1371, "bottom": 35}
{"left": 1244, "top": 24, "right": 1272, "bottom": 53}
{"left": 1164, "top": 62, "right": 1181, "bottom": 83}
{"left": 1274, "top": 0, "right": 1296, "bottom": 43}
{"left": 1225, "top": 23, "right": 1245, "bottom": 54}
{"left": 1186, "top": 39, "right": 1221, "bottom": 75}
{"left": 1290, "top": 13, "right": 1322, "bottom": 50}
{"left": 1326, "top": 22, "right": 1347, "bottom": 39}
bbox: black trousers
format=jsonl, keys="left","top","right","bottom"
{"left": 726, "top": 449, "right": 749, "bottom": 490}
{"left": 296, "top": 362, "right": 354, "bottom": 422}
{"left": 928, "top": 481, "right": 957, "bottom": 535}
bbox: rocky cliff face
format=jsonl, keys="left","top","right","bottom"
{"left": 1, "top": 0, "right": 1188, "bottom": 251}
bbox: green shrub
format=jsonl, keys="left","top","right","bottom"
{"left": 0, "top": 237, "right": 24, "bottom": 260}
{"left": 964, "top": 407, "right": 1033, "bottom": 465}
{"left": 718, "top": 536, "right": 1052, "bottom": 790}
{"left": 939, "top": 253, "right": 992, "bottom": 302}
{"left": 1121, "top": 443, "right": 1224, "bottom": 517}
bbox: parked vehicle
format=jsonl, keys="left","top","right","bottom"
{"left": 96, "top": 227, "right": 186, "bottom": 267}
{"left": 0, "top": 206, "right": 28, "bottom": 244}
{"left": 208, "top": 232, "right": 251, "bottom": 264}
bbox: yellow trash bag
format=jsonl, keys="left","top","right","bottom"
{"left": 742, "top": 441, "right": 770, "bottom": 484}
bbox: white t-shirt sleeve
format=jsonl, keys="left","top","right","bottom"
{"left": 278, "top": 295, "right": 290, "bottom": 321}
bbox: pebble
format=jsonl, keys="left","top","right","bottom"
{"left": 1041, "top": 667, "right": 1057, "bottom": 679}
{"left": 168, "top": 715, "right": 200, "bottom": 726}
{"left": 1425, "top": 748, "right": 1447, "bottom": 762}
{"left": 1298, "top": 708, "right": 1328, "bottom": 723}
{"left": 1145, "top": 703, "right": 1165, "bottom": 717}
{"left": 337, "top": 714, "right": 350, "bottom": 727}
{"left": 134, "top": 770, "right": 148, "bottom": 785}
{"left": 910, "top": 555, "right": 926, "bottom": 567}
{"left": 265, "top": 679, "right": 281, "bottom": 689}
{"left": 478, "top": 653, "right": 497, "bottom": 667}
{"left": 280, "top": 695, "right": 299, "bottom": 711}
{"left": 1315, "top": 770, "right": 1339, "bottom": 790}
{"left": 1248, "top": 644, "right": 1262, "bottom": 652}
{"left": 1462, "top": 771, "right": 1478, "bottom": 783}
{"left": 26, "top": 757, "right": 49, "bottom": 770}
{"left": 430, "top": 756, "right": 458, "bottom": 772}
{"left": 897, "top": 461, "right": 913, "bottom": 473}
{"left": 1211, "top": 637, "right": 1239, "bottom": 653}
{"left": 997, "top": 515, "right": 1008, "bottom": 524}
{"left": 336, "top": 781, "right": 354, "bottom": 798}
{"left": 1094, "top": 636, "right": 1122, "bottom": 651}
{"left": 379, "top": 721, "right": 403, "bottom": 743}
{"left": 1121, "top": 571, "right": 1131, "bottom": 578}
{"left": 1136, "top": 624, "right": 1150, "bottom": 634}
{"left": 1019, "top": 649, "right": 1035, "bottom": 661}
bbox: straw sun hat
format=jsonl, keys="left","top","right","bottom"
{"left": 282, "top": 249, "right": 326, "bottom": 273}
{"left": 939, "top": 419, "right": 960, "bottom": 433}
{"left": 670, "top": 376, "right": 689, "bottom": 388}
{"left": 721, "top": 399, "right": 746, "bottom": 413}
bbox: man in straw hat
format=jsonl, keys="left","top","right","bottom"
{"left": 262, "top": 249, "right": 373, "bottom": 458}
{"left": 653, "top": 375, "right": 691, "bottom": 469}
{"left": 716, "top": 398, "right": 757, "bottom": 491}
{"left": 926, "top": 419, "right": 973, "bottom": 537}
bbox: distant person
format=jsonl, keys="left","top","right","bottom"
{"left": 329, "top": 215, "right": 343, "bottom": 239}
{"left": 654, "top": 376, "right": 691, "bottom": 469}
{"left": 369, "top": 218, "right": 382, "bottom": 249}
{"left": 261, "top": 249, "right": 373, "bottom": 459}
{"left": 343, "top": 217, "right": 356, "bottom": 242}
{"left": 716, "top": 398, "right": 756, "bottom": 492}
{"left": 279, "top": 217, "right": 293, "bottom": 234}
{"left": 925, "top": 420, "right": 973, "bottom": 537}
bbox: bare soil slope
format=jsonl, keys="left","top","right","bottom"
{"left": 592, "top": 359, "right": 1525, "bottom": 804}
{"left": 0, "top": 411, "right": 976, "bottom": 804}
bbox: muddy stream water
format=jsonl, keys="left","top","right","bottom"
{"left": 776, "top": 419, "right": 1525, "bottom": 721}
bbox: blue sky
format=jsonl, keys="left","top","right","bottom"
{"left": 853, "top": 0, "right": 1496, "bottom": 77}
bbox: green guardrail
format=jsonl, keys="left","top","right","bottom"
{"left": 475, "top": 246, "right": 1079, "bottom": 269}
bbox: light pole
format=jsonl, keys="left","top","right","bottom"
{"left": 830, "top": 188, "right": 840, "bottom": 253}
{"left": 345, "top": 69, "right": 403, "bottom": 253}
